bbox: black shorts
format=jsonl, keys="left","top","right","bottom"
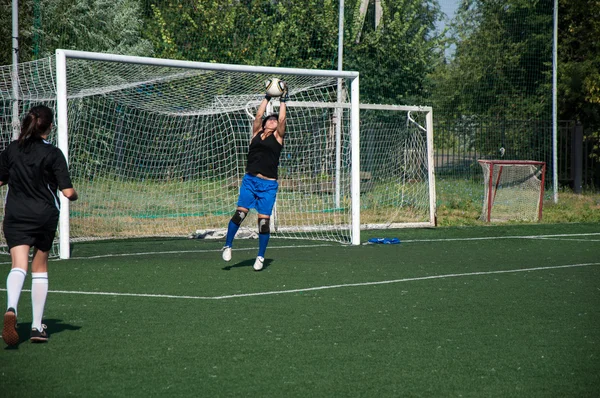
{"left": 3, "top": 215, "right": 59, "bottom": 252}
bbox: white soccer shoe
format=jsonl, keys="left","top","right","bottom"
{"left": 222, "top": 246, "right": 232, "bottom": 262}
{"left": 253, "top": 256, "right": 265, "bottom": 271}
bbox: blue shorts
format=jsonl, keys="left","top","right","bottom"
{"left": 237, "top": 173, "right": 279, "bottom": 216}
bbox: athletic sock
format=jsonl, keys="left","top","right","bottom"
{"left": 258, "top": 233, "right": 270, "bottom": 258}
{"left": 6, "top": 268, "right": 27, "bottom": 315}
{"left": 31, "top": 272, "right": 48, "bottom": 331}
{"left": 225, "top": 220, "right": 240, "bottom": 248}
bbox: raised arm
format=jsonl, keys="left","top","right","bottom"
{"left": 253, "top": 96, "right": 271, "bottom": 137}
{"left": 277, "top": 82, "right": 288, "bottom": 138}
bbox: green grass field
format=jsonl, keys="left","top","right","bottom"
{"left": 1, "top": 223, "right": 599, "bottom": 397}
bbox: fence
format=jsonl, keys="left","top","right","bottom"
{"left": 434, "top": 118, "right": 598, "bottom": 190}
{"left": 2, "top": 1, "right": 598, "bottom": 194}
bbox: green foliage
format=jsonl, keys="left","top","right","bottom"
{"left": 144, "top": 0, "right": 340, "bottom": 68}
{"left": 427, "top": 1, "right": 563, "bottom": 188}
{"left": 344, "top": 0, "right": 445, "bottom": 104}
{"left": 558, "top": 0, "right": 600, "bottom": 161}
{"left": 430, "top": 0, "right": 553, "bottom": 120}
{"left": 3, "top": 1, "right": 444, "bottom": 107}
{"left": 0, "top": 0, "right": 35, "bottom": 65}
{"left": 142, "top": 0, "right": 444, "bottom": 103}
{"left": 0, "top": 0, "right": 154, "bottom": 63}
{"left": 37, "top": 0, "right": 153, "bottom": 57}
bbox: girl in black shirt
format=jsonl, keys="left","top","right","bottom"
{"left": 1, "top": 105, "right": 78, "bottom": 346}
{"left": 222, "top": 81, "right": 288, "bottom": 271}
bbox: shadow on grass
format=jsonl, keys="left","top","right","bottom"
{"left": 222, "top": 258, "right": 272, "bottom": 271}
{"left": 4, "top": 318, "right": 81, "bottom": 350}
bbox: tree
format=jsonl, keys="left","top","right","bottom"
{"left": 142, "top": 0, "right": 444, "bottom": 104}
{"left": 4, "top": 0, "right": 444, "bottom": 108}
{"left": 344, "top": 0, "right": 445, "bottom": 104}
{"left": 430, "top": 0, "right": 554, "bottom": 120}
{"left": 37, "top": 0, "right": 153, "bottom": 58}
{"left": 0, "top": 0, "right": 35, "bottom": 65}
{"left": 558, "top": 0, "right": 600, "bottom": 162}
{"left": 1, "top": 0, "right": 153, "bottom": 65}
{"left": 143, "top": 0, "right": 339, "bottom": 68}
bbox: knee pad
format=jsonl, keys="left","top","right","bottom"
{"left": 231, "top": 210, "right": 247, "bottom": 226}
{"left": 258, "top": 218, "right": 270, "bottom": 234}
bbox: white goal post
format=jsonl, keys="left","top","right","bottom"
{"left": 55, "top": 49, "right": 361, "bottom": 258}
{"left": 0, "top": 50, "right": 436, "bottom": 258}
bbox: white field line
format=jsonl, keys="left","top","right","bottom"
{"left": 400, "top": 232, "right": 600, "bottom": 243}
{"left": 68, "top": 243, "right": 336, "bottom": 260}
{"left": 0, "top": 232, "right": 598, "bottom": 265}
{"left": 1, "top": 262, "right": 598, "bottom": 301}
{"left": 530, "top": 237, "right": 600, "bottom": 242}
{"left": 0, "top": 244, "right": 336, "bottom": 265}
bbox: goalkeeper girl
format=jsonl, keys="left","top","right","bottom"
{"left": 222, "top": 81, "right": 289, "bottom": 271}
{"left": 1, "top": 105, "right": 78, "bottom": 346}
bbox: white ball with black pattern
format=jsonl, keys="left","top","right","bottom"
{"left": 265, "top": 78, "right": 285, "bottom": 97}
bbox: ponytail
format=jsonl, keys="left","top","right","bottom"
{"left": 18, "top": 105, "right": 54, "bottom": 147}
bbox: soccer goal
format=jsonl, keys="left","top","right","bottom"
{"left": 0, "top": 50, "right": 436, "bottom": 258}
{"left": 478, "top": 160, "right": 546, "bottom": 222}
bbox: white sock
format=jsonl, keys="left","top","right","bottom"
{"left": 31, "top": 272, "right": 48, "bottom": 331}
{"left": 6, "top": 268, "right": 27, "bottom": 315}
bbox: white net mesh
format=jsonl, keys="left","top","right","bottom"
{"left": 1, "top": 55, "right": 356, "bottom": 248}
{"left": 63, "top": 57, "right": 355, "bottom": 243}
{"left": 478, "top": 160, "right": 546, "bottom": 222}
{"left": 0, "top": 54, "right": 435, "bottom": 253}
{"left": 359, "top": 108, "right": 433, "bottom": 228}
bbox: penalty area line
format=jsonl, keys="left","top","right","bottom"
{"left": 1, "top": 262, "right": 598, "bottom": 301}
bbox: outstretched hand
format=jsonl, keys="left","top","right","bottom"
{"left": 263, "top": 79, "right": 272, "bottom": 101}
{"left": 280, "top": 81, "right": 289, "bottom": 102}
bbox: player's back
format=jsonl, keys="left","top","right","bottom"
{"left": 2, "top": 140, "right": 64, "bottom": 219}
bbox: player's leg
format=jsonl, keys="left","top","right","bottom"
{"left": 254, "top": 216, "right": 271, "bottom": 271}
{"left": 30, "top": 248, "right": 49, "bottom": 342}
{"left": 225, "top": 207, "right": 249, "bottom": 248}
{"left": 3, "top": 245, "right": 30, "bottom": 346}
{"left": 5, "top": 246, "right": 29, "bottom": 313}
{"left": 254, "top": 179, "right": 279, "bottom": 271}
{"left": 223, "top": 206, "right": 248, "bottom": 261}
{"left": 223, "top": 174, "right": 255, "bottom": 262}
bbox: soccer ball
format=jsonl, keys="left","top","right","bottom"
{"left": 265, "top": 78, "right": 285, "bottom": 97}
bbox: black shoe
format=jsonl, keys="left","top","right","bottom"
{"left": 2, "top": 307, "right": 19, "bottom": 346}
{"left": 30, "top": 324, "right": 49, "bottom": 343}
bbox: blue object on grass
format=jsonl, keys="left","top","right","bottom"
{"left": 368, "top": 237, "right": 400, "bottom": 244}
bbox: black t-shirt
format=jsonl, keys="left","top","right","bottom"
{"left": 0, "top": 139, "right": 73, "bottom": 221}
{"left": 246, "top": 133, "right": 283, "bottom": 180}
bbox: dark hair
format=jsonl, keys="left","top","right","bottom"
{"left": 262, "top": 113, "right": 279, "bottom": 129}
{"left": 18, "top": 105, "right": 54, "bottom": 147}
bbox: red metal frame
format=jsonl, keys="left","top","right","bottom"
{"left": 538, "top": 163, "right": 547, "bottom": 221}
{"left": 486, "top": 163, "right": 494, "bottom": 222}
{"left": 477, "top": 160, "right": 547, "bottom": 222}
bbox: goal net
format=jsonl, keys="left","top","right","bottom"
{"left": 478, "top": 160, "right": 546, "bottom": 222}
{"left": 0, "top": 51, "right": 436, "bottom": 258}
{"left": 359, "top": 105, "right": 436, "bottom": 229}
